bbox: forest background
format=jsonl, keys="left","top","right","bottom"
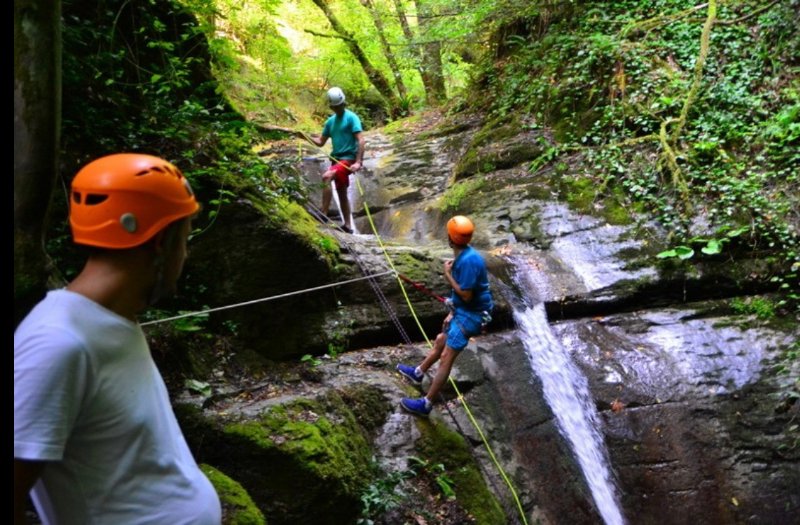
{"left": 15, "top": 0, "right": 799, "bottom": 341}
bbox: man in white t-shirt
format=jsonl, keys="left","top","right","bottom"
{"left": 14, "top": 153, "right": 222, "bottom": 525}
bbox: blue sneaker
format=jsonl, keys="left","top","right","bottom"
{"left": 397, "top": 364, "right": 423, "bottom": 385}
{"left": 401, "top": 397, "right": 432, "bottom": 417}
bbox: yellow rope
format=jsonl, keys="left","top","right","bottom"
{"left": 295, "top": 132, "right": 528, "bottom": 524}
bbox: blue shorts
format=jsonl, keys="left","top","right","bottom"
{"left": 446, "top": 310, "right": 484, "bottom": 351}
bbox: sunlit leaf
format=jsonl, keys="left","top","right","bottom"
{"left": 702, "top": 239, "right": 722, "bottom": 255}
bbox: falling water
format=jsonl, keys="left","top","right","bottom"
{"left": 507, "top": 256, "right": 625, "bottom": 525}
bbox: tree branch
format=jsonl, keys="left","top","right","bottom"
{"left": 303, "top": 29, "right": 353, "bottom": 42}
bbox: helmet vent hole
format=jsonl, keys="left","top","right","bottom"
{"left": 85, "top": 194, "right": 108, "bottom": 206}
{"left": 119, "top": 213, "right": 138, "bottom": 233}
{"left": 135, "top": 170, "right": 149, "bottom": 177}
{"left": 72, "top": 192, "right": 82, "bottom": 204}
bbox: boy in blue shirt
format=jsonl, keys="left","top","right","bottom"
{"left": 397, "top": 215, "right": 494, "bottom": 416}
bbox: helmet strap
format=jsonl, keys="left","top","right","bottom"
{"left": 146, "top": 223, "right": 179, "bottom": 306}
{"left": 147, "top": 253, "right": 166, "bottom": 306}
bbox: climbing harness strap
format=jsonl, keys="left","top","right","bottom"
{"left": 397, "top": 273, "right": 446, "bottom": 303}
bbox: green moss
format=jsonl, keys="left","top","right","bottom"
{"left": 470, "top": 115, "right": 521, "bottom": 148}
{"left": 338, "top": 384, "right": 392, "bottom": 435}
{"left": 453, "top": 148, "right": 481, "bottom": 179}
{"left": 601, "top": 187, "right": 635, "bottom": 225}
{"left": 201, "top": 464, "right": 267, "bottom": 525}
{"left": 440, "top": 176, "right": 487, "bottom": 212}
{"left": 416, "top": 421, "right": 506, "bottom": 524}
{"left": 552, "top": 173, "right": 633, "bottom": 223}
{"left": 382, "top": 114, "right": 422, "bottom": 135}
{"left": 562, "top": 176, "right": 595, "bottom": 212}
{"left": 419, "top": 120, "right": 475, "bottom": 140}
{"left": 250, "top": 194, "right": 340, "bottom": 262}
{"left": 223, "top": 395, "right": 373, "bottom": 496}
{"left": 454, "top": 141, "right": 545, "bottom": 180}
{"left": 392, "top": 251, "right": 436, "bottom": 278}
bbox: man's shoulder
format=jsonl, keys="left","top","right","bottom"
{"left": 464, "top": 246, "right": 487, "bottom": 265}
{"left": 345, "top": 109, "right": 362, "bottom": 123}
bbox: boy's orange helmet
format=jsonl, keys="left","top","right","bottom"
{"left": 447, "top": 215, "right": 474, "bottom": 246}
{"left": 69, "top": 153, "right": 200, "bottom": 249}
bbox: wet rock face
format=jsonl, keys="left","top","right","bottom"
{"left": 177, "top": 111, "right": 798, "bottom": 524}
{"left": 551, "top": 306, "right": 799, "bottom": 525}
{"left": 439, "top": 304, "right": 798, "bottom": 525}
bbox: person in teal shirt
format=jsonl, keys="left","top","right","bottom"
{"left": 307, "top": 87, "right": 365, "bottom": 234}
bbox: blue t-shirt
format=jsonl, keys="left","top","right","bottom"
{"left": 322, "top": 109, "right": 363, "bottom": 160}
{"left": 450, "top": 245, "right": 493, "bottom": 313}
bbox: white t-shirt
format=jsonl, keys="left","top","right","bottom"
{"left": 14, "top": 290, "right": 221, "bottom": 525}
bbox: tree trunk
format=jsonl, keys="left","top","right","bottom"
{"left": 14, "top": 0, "right": 63, "bottom": 327}
{"left": 414, "top": 0, "right": 446, "bottom": 104}
{"left": 310, "top": 0, "right": 400, "bottom": 116}
{"left": 361, "top": 0, "right": 407, "bottom": 100}
{"left": 391, "top": 0, "right": 440, "bottom": 105}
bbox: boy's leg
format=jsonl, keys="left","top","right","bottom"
{"left": 425, "top": 345, "right": 459, "bottom": 402}
{"left": 419, "top": 332, "right": 446, "bottom": 373}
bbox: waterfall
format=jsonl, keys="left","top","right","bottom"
{"left": 506, "top": 256, "right": 625, "bottom": 525}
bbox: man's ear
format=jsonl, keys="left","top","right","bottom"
{"left": 149, "top": 228, "right": 168, "bottom": 255}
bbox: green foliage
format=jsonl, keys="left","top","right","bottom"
{"left": 326, "top": 306, "right": 354, "bottom": 358}
{"left": 56, "top": 0, "right": 315, "bottom": 322}
{"left": 730, "top": 296, "right": 776, "bottom": 321}
{"left": 301, "top": 354, "right": 323, "bottom": 367}
{"left": 469, "top": 0, "right": 799, "bottom": 312}
{"left": 185, "top": 378, "right": 213, "bottom": 398}
{"left": 408, "top": 456, "right": 456, "bottom": 500}
{"left": 657, "top": 226, "right": 751, "bottom": 260}
{"left": 357, "top": 461, "right": 412, "bottom": 523}
{"left": 173, "top": 312, "right": 210, "bottom": 332}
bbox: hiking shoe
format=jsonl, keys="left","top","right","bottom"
{"left": 401, "top": 397, "right": 432, "bottom": 417}
{"left": 397, "top": 364, "right": 423, "bottom": 385}
{"left": 341, "top": 225, "right": 353, "bottom": 234}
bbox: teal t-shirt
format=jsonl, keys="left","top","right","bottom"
{"left": 322, "top": 109, "right": 363, "bottom": 160}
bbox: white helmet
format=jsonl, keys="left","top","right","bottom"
{"left": 326, "top": 87, "right": 346, "bottom": 106}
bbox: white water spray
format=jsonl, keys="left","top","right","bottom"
{"left": 510, "top": 258, "right": 625, "bottom": 525}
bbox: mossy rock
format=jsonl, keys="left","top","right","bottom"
{"left": 201, "top": 464, "right": 267, "bottom": 525}
{"left": 415, "top": 419, "right": 507, "bottom": 524}
{"left": 454, "top": 138, "right": 547, "bottom": 181}
{"left": 181, "top": 194, "right": 344, "bottom": 360}
{"left": 179, "top": 391, "right": 377, "bottom": 525}
{"left": 338, "top": 383, "right": 393, "bottom": 436}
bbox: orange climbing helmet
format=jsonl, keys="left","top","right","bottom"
{"left": 447, "top": 215, "right": 474, "bottom": 246}
{"left": 69, "top": 153, "right": 200, "bottom": 249}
